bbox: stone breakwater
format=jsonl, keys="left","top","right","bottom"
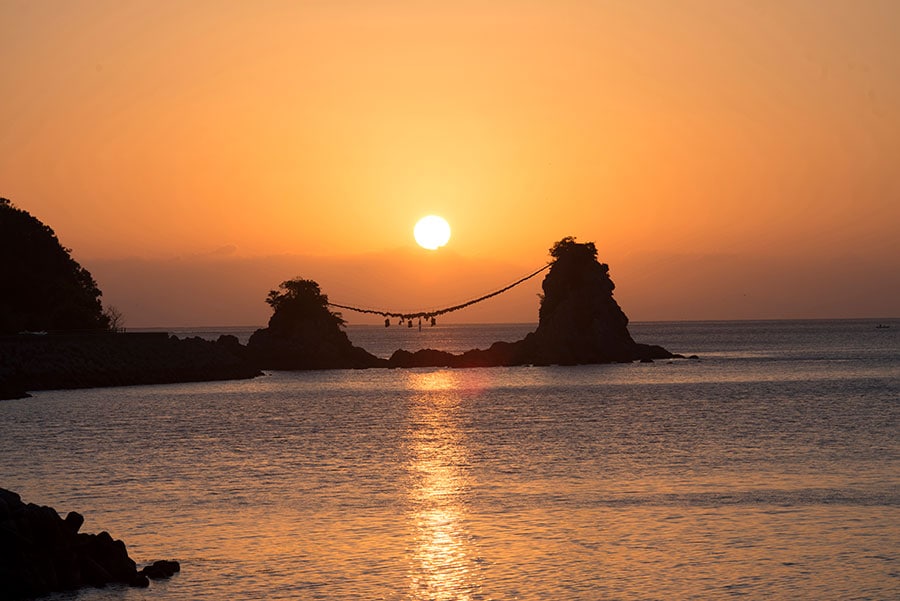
{"left": 0, "top": 488, "right": 179, "bottom": 600}
{"left": 0, "top": 332, "right": 262, "bottom": 400}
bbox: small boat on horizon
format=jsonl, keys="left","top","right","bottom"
{"left": 875, "top": 324, "right": 890, "bottom": 329}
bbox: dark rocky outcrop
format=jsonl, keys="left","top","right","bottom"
{"left": 388, "top": 340, "right": 527, "bottom": 368}
{"left": 140, "top": 559, "right": 181, "bottom": 580}
{"left": 247, "top": 278, "right": 385, "bottom": 369}
{"left": 522, "top": 237, "right": 676, "bottom": 364}
{"left": 0, "top": 488, "right": 179, "bottom": 600}
{"left": 388, "top": 238, "right": 678, "bottom": 367}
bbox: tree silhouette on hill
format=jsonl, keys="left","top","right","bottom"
{"left": 264, "top": 278, "right": 345, "bottom": 333}
{"left": 247, "top": 277, "right": 381, "bottom": 369}
{"left": 0, "top": 198, "right": 110, "bottom": 334}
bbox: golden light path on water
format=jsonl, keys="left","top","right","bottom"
{"left": 405, "top": 370, "right": 482, "bottom": 600}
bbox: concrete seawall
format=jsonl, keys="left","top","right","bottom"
{"left": 0, "top": 333, "right": 261, "bottom": 399}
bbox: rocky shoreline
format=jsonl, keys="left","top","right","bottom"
{"left": 0, "top": 488, "right": 179, "bottom": 600}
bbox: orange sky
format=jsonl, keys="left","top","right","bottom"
{"left": 2, "top": 1, "right": 898, "bottom": 326}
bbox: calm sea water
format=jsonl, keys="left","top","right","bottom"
{"left": 1, "top": 320, "right": 897, "bottom": 600}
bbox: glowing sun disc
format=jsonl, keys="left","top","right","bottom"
{"left": 414, "top": 215, "right": 451, "bottom": 250}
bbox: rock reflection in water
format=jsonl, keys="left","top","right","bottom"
{"left": 405, "top": 370, "right": 482, "bottom": 600}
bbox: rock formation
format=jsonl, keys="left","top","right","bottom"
{"left": 524, "top": 237, "right": 674, "bottom": 364}
{"left": 247, "top": 278, "right": 385, "bottom": 369}
{"left": 388, "top": 237, "right": 677, "bottom": 367}
{"left": 0, "top": 488, "right": 179, "bottom": 599}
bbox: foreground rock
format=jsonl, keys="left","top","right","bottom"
{"left": 388, "top": 238, "right": 679, "bottom": 368}
{"left": 0, "top": 332, "right": 262, "bottom": 398}
{"left": 140, "top": 559, "right": 181, "bottom": 580}
{"left": 0, "top": 488, "right": 179, "bottom": 599}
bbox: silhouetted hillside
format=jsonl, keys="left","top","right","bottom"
{"left": 0, "top": 198, "right": 263, "bottom": 399}
{"left": 0, "top": 198, "right": 109, "bottom": 334}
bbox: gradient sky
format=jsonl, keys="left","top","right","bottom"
{"left": 2, "top": 1, "right": 898, "bottom": 326}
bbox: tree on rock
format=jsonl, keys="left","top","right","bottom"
{"left": 264, "top": 278, "right": 345, "bottom": 332}
{"left": 247, "top": 278, "right": 383, "bottom": 369}
{"left": 0, "top": 198, "right": 110, "bottom": 334}
{"left": 549, "top": 235, "right": 598, "bottom": 261}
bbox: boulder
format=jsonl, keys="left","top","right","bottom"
{"left": 0, "top": 488, "right": 179, "bottom": 599}
{"left": 140, "top": 559, "right": 181, "bottom": 580}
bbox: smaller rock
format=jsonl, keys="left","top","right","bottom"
{"left": 140, "top": 559, "right": 181, "bottom": 580}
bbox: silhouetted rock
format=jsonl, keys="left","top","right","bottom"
{"left": 389, "top": 348, "right": 457, "bottom": 368}
{"left": 216, "top": 333, "right": 245, "bottom": 356}
{"left": 140, "top": 559, "right": 181, "bottom": 580}
{"left": 388, "top": 237, "right": 679, "bottom": 368}
{"left": 0, "top": 488, "right": 175, "bottom": 599}
{"left": 2, "top": 234, "right": 678, "bottom": 385}
{"left": 248, "top": 278, "right": 385, "bottom": 369}
{"left": 63, "top": 511, "right": 84, "bottom": 533}
{"left": 525, "top": 237, "right": 676, "bottom": 364}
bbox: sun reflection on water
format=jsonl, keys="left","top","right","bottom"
{"left": 405, "top": 370, "right": 482, "bottom": 601}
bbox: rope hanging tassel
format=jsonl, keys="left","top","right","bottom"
{"left": 329, "top": 262, "right": 553, "bottom": 325}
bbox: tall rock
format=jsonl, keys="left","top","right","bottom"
{"left": 524, "top": 237, "right": 670, "bottom": 364}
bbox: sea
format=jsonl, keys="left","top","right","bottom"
{"left": 1, "top": 319, "right": 897, "bottom": 600}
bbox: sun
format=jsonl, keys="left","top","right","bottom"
{"left": 414, "top": 215, "right": 451, "bottom": 250}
